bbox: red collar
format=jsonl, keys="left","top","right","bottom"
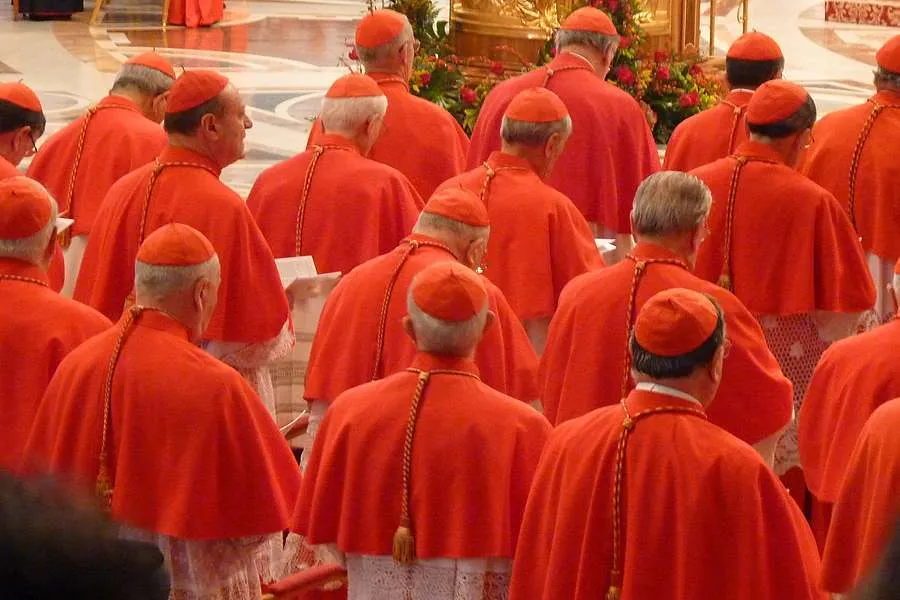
{"left": 550, "top": 52, "right": 596, "bottom": 73}
{"left": 99, "top": 94, "right": 144, "bottom": 113}
{"left": 402, "top": 233, "right": 457, "bottom": 257}
{"left": 628, "top": 242, "right": 690, "bottom": 264}
{"left": 158, "top": 146, "right": 222, "bottom": 176}
{"left": 132, "top": 309, "right": 192, "bottom": 342}
{"left": 485, "top": 151, "right": 537, "bottom": 174}
{"left": 409, "top": 352, "right": 480, "bottom": 378}
{"left": 722, "top": 89, "right": 753, "bottom": 106}
{"left": 312, "top": 133, "right": 361, "bottom": 154}
{"left": 367, "top": 71, "right": 409, "bottom": 91}
{"left": 871, "top": 89, "right": 900, "bottom": 106}
{"left": 625, "top": 389, "right": 707, "bottom": 417}
{"left": 733, "top": 140, "right": 786, "bottom": 165}
{"left": 0, "top": 257, "right": 50, "bottom": 284}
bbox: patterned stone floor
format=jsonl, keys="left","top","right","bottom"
{"left": 0, "top": 0, "right": 896, "bottom": 194}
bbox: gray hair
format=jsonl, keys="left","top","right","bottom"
{"left": 875, "top": 67, "right": 900, "bottom": 91}
{"left": 356, "top": 21, "right": 413, "bottom": 66}
{"left": 631, "top": 171, "right": 712, "bottom": 236}
{"left": 406, "top": 289, "right": 488, "bottom": 356}
{"left": 893, "top": 272, "right": 900, "bottom": 294}
{"left": 413, "top": 211, "right": 490, "bottom": 242}
{"left": 320, "top": 96, "right": 388, "bottom": 135}
{"left": 501, "top": 115, "right": 572, "bottom": 146}
{"left": 0, "top": 192, "right": 58, "bottom": 265}
{"left": 134, "top": 255, "right": 220, "bottom": 299}
{"left": 555, "top": 29, "right": 619, "bottom": 55}
{"left": 112, "top": 64, "right": 174, "bottom": 97}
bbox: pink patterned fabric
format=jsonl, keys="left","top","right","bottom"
{"left": 825, "top": 0, "right": 900, "bottom": 25}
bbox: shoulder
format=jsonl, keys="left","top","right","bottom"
{"left": 690, "top": 156, "right": 734, "bottom": 179}
{"left": 50, "top": 293, "right": 113, "bottom": 330}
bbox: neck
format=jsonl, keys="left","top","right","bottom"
{"left": 366, "top": 65, "right": 406, "bottom": 80}
{"left": 499, "top": 143, "right": 544, "bottom": 176}
{"left": 134, "top": 296, "right": 201, "bottom": 342}
{"left": 0, "top": 139, "right": 19, "bottom": 167}
{"left": 409, "top": 228, "right": 464, "bottom": 260}
{"left": 633, "top": 375, "right": 711, "bottom": 407}
{"left": 747, "top": 133, "right": 798, "bottom": 165}
{"left": 634, "top": 233, "right": 695, "bottom": 266}
{"left": 166, "top": 134, "right": 221, "bottom": 167}
{"left": 560, "top": 46, "right": 606, "bottom": 76}
{"left": 110, "top": 88, "right": 152, "bottom": 118}
{"left": 319, "top": 129, "right": 365, "bottom": 152}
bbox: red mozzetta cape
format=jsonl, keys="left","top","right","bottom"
{"left": 508, "top": 389, "right": 825, "bottom": 600}
{"left": 466, "top": 52, "right": 659, "bottom": 232}
{"left": 23, "top": 311, "right": 301, "bottom": 539}
{"left": 0, "top": 258, "right": 110, "bottom": 470}
{"left": 540, "top": 242, "right": 793, "bottom": 445}
{"left": 294, "top": 352, "right": 550, "bottom": 557}
{"left": 307, "top": 72, "right": 469, "bottom": 199}
{"left": 663, "top": 89, "right": 753, "bottom": 172}
{"left": 166, "top": 0, "right": 221, "bottom": 27}
{"left": 304, "top": 234, "right": 539, "bottom": 403}
{"left": 691, "top": 141, "right": 875, "bottom": 315}
{"left": 0, "top": 160, "right": 65, "bottom": 291}
{"left": 247, "top": 133, "right": 424, "bottom": 275}
{"left": 74, "top": 146, "right": 289, "bottom": 344}
{"left": 821, "top": 398, "right": 900, "bottom": 593}
{"left": 436, "top": 151, "right": 602, "bottom": 321}
{"left": 27, "top": 95, "right": 167, "bottom": 236}
{"left": 800, "top": 91, "right": 900, "bottom": 262}
{"left": 799, "top": 318, "right": 900, "bottom": 503}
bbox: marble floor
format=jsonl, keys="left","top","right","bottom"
{"left": 0, "top": 0, "right": 897, "bottom": 194}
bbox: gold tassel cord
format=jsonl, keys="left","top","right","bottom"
{"left": 718, "top": 156, "right": 748, "bottom": 291}
{"left": 847, "top": 101, "right": 899, "bottom": 235}
{"left": 294, "top": 144, "right": 354, "bottom": 257}
{"left": 136, "top": 159, "right": 220, "bottom": 246}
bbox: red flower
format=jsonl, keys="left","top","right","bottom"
{"left": 655, "top": 65, "right": 670, "bottom": 81}
{"left": 678, "top": 90, "right": 700, "bottom": 108}
{"left": 619, "top": 36, "right": 631, "bottom": 49}
{"left": 606, "top": 0, "right": 619, "bottom": 11}
{"left": 348, "top": 47, "right": 359, "bottom": 61}
{"left": 654, "top": 49, "right": 668, "bottom": 63}
{"left": 614, "top": 65, "right": 636, "bottom": 86}
{"left": 490, "top": 61, "right": 504, "bottom": 76}
{"left": 689, "top": 64, "right": 703, "bottom": 78}
{"left": 550, "top": 46, "right": 557, "bottom": 57}
{"left": 460, "top": 86, "right": 478, "bottom": 105}
{"left": 420, "top": 72, "right": 431, "bottom": 86}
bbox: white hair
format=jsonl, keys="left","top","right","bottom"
{"left": 631, "top": 171, "right": 712, "bottom": 235}
{"left": 555, "top": 29, "right": 619, "bottom": 55}
{"left": 356, "top": 20, "right": 413, "bottom": 66}
{"left": 112, "top": 64, "right": 174, "bottom": 96}
{"left": 0, "top": 192, "right": 58, "bottom": 265}
{"left": 407, "top": 290, "right": 488, "bottom": 356}
{"left": 320, "top": 96, "right": 388, "bottom": 135}
{"left": 893, "top": 272, "right": 900, "bottom": 294}
{"left": 134, "top": 255, "right": 220, "bottom": 299}
{"left": 501, "top": 115, "right": 572, "bottom": 146}
{"left": 413, "top": 211, "right": 490, "bottom": 243}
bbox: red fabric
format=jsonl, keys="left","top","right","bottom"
{"left": 799, "top": 318, "right": 900, "bottom": 503}
{"left": 634, "top": 288, "right": 719, "bottom": 356}
{"left": 0, "top": 155, "right": 19, "bottom": 179}
{"left": 0, "top": 258, "right": 110, "bottom": 470}
{"left": 504, "top": 87, "right": 568, "bottom": 122}
{"left": 508, "top": 389, "right": 826, "bottom": 600}
{"left": 876, "top": 34, "right": 900, "bottom": 73}
{"left": 727, "top": 31, "right": 783, "bottom": 61}
{"left": 467, "top": 52, "right": 659, "bottom": 232}
{"left": 307, "top": 72, "right": 468, "bottom": 200}
{"left": 411, "top": 262, "right": 486, "bottom": 321}
{"left": 560, "top": 6, "right": 617, "bottom": 34}
{"left": 692, "top": 140, "right": 875, "bottom": 314}
{"left": 800, "top": 91, "right": 900, "bottom": 263}
{"left": 137, "top": 223, "right": 216, "bottom": 266}
{"left": 539, "top": 242, "right": 793, "bottom": 445}
{"left": 355, "top": 10, "right": 406, "bottom": 47}
{"left": 125, "top": 52, "right": 176, "bottom": 79}
{"left": 247, "top": 134, "right": 423, "bottom": 275}
{"left": 166, "top": 0, "right": 223, "bottom": 28}
{"left": 0, "top": 82, "right": 42, "bottom": 112}
{"left": 662, "top": 90, "right": 752, "bottom": 172}
{"left": 422, "top": 186, "right": 487, "bottom": 227}
{"left": 304, "top": 234, "right": 539, "bottom": 403}
{"left": 0, "top": 176, "right": 51, "bottom": 238}
{"left": 325, "top": 74, "right": 383, "bottom": 98}
{"left": 27, "top": 95, "right": 168, "bottom": 236}
{"left": 821, "top": 399, "right": 900, "bottom": 593}
{"left": 746, "top": 81, "right": 808, "bottom": 125}
{"left": 23, "top": 311, "right": 300, "bottom": 539}
{"left": 263, "top": 565, "right": 347, "bottom": 596}
{"left": 294, "top": 352, "right": 550, "bottom": 557}
{"left": 436, "top": 152, "right": 601, "bottom": 320}
{"left": 166, "top": 71, "right": 229, "bottom": 113}
{"left": 74, "top": 146, "right": 288, "bottom": 344}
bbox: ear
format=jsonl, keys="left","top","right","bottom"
{"left": 154, "top": 91, "right": 170, "bottom": 115}
{"left": 43, "top": 227, "right": 57, "bottom": 264}
{"left": 402, "top": 315, "right": 417, "bottom": 343}
{"left": 482, "top": 310, "right": 496, "bottom": 334}
{"left": 889, "top": 283, "right": 899, "bottom": 316}
{"left": 544, "top": 131, "right": 565, "bottom": 158}
{"left": 707, "top": 346, "right": 725, "bottom": 382}
{"left": 199, "top": 112, "right": 218, "bottom": 138}
{"left": 193, "top": 276, "right": 208, "bottom": 310}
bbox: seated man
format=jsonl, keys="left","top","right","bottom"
{"left": 510, "top": 288, "right": 825, "bottom": 600}
{"left": 291, "top": 261, "right": 551, "bottom": 598}
{"left": 24, "top": 224, "right": 302, "bottom": 600}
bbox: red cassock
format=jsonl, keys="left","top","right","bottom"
{"left": 0, "top": 159, "right": 64, "bottom": 291}
{"left": 74, "top": 146, "right": 288, "bottom": 344}
{"left": 799, "top": 318, "right": 900, "bottom": 504}
{"left": 247, "top": 133, "right": 424, "bottom": 275}
{"left": 800, "top": 90, "right": 900, "bottom": 264}
{"left": 466, "top": 52, "right": 660, "bottom": 232}
{"left": 307, "top": 72, "right": 469, "bottom": 199}
{"left": 304, "top": 234, "right": 539, "bottom": 403}
{"left": 166, "top": 0, "right": 222, "bottom": 27}
{"left": 27, "top": 95, "right": 168, "bottom": 238}
{"left": 539, "top": 242, "right": 793, "bottom": 446}
{"left": 508, "top": 389, "right": 825, "bottom": 600}
{"left": 662, "top": 89, "right": 753, "bottom": 172}
{"left": 821, "top": 398, "right": 900, "bottom": 593}
{"left": 0, "top": 258, "right": 110, "bottom": 470}
{"left": 23, "top": 310, "right": 300, "bottom": 539}
{"left": 436, "top": 151, "right": 602, "bottom": 321}
{"left": 691, "top": 140, "right": 874, "bottom": 316}
{"left": 294, "top": 352, "right": 550, "bottom": 556}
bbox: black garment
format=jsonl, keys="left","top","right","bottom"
{"left": 17, "top": 0, "right": 83, "bottom": 18}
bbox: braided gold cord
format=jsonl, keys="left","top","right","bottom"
{"left": 478, "top": 162, "right": 529, "bottom": 209}
{"left": 0, "top": 274, "right": 49, "bottom": 288}
{"left": 136, "top": 160, "right": 220, "bottom": 245}
{"left": 719, "top": 156, "right": 748, "bottom": 291}
{"left": 721, "top": 100, "right": 746, "bottom": 155}
{"left": 295, "top": 146, "right": 325, "bottom": 257}
{"left": 540, "top": 63, "right": 592, "bottom": 88}
{"left": 371, "top": 239, "right": 455, "bottom": 380}
{"left": 847, "top": 100, "right": 900, "bottom": 234}
{"left": 607, "top": 400, "right": 707, "bottom": 598}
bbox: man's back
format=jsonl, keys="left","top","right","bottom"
{"left": 662, "top": 90, "right": 752, "bottom": 172}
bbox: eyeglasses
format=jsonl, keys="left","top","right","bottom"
{"left": 802, "top": 129, "right": 815, "bottom": 150}
{"left": 722, "top": 337, "right": 732, "bottom": 359}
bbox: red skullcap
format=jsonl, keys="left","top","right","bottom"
{"left": 325, "top": 73, "right": 385, "bottom": 99}
{"left": 125, "top": 52, "right": 177, "bottom": 79}
{"left": 423, "top": 187, "right": 489, "bottom": 227}
{"left": 0, "top": 82, "right": 42, "bottom": 113}
{"left": 560, "top": 7, "right": 618, "bottom": 36}
{"left": 136, "top": 223, "right": 216, "bottom": 266}
{"left": 746, "top": 80, "right": 809, "bottom": 125}
{"left": 165, "top": 70, "right": 229, "bottom": 114}
{"left": 876, "top": 35, "right": 900, "bottom": 74}
{"left": 355, "top": 10, "right": 407, "bottom": 48}
{"left": 411, "top": 261, "right": 488, "bottom": 322}
{"left": 634, "top": 288, "right": 720, "bottom": 357}
{"left": 0, "top": 176, "right": 52, "bottom": 240}
{"left": 726, "top": 32, "right": 783, "bottom": 62}
{"left": 504, "top": 87, "right": 569, "bottom": 123}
